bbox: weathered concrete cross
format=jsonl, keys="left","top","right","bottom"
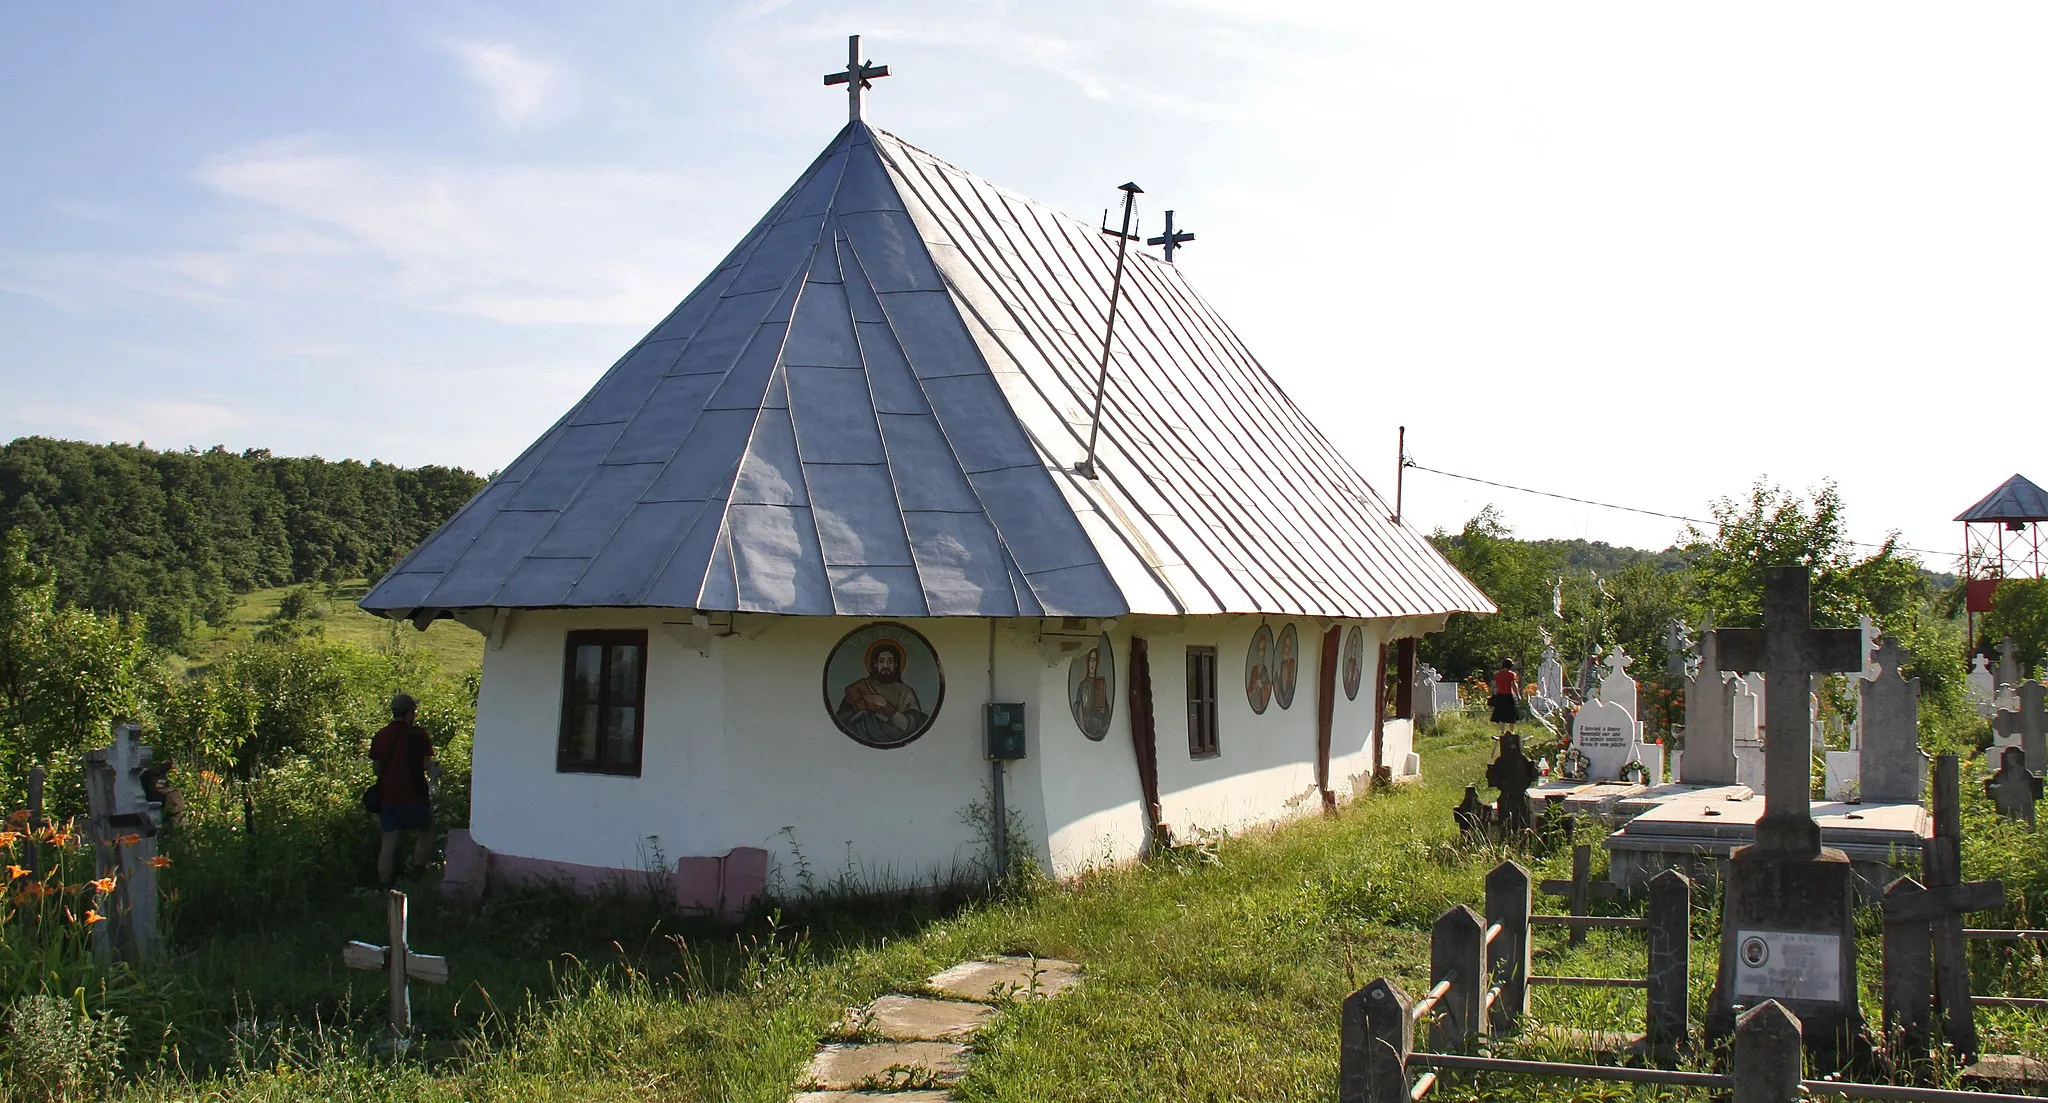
{"left": 1986, "top": 745, "right": 2041, "bottom": 825}
{"left": 1538, "top": 843, "right": 1618, "bottom": 948}
{"left": 823, "top": 34, "right": 890, "bottom": 123}
{"left": 343, "top": 890, "right": 449, "bottom": 1038}
{"left": 1715, "top": 566, "right": 1863, "bottom": 857}
{"left": 1145, "top": 210, "right": 1195, "bottom": 262}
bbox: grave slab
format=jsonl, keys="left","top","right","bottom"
{"left": 926, "top": 955, "right": 1083, "bottom": 1002}
{"left": 856, "top": 994, "right": 995, "bottom": 1041}
{"left": 803, "top": 1041, "right": 967, "bottom": 1090}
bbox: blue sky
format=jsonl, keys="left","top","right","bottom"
{"left": 4, "top": 2, "right": 2044, "bottom": 563}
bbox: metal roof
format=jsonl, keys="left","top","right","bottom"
{"left": 1956, "top": 474, "right": 2048, "bottom": 523}
{"left": 361, "top": 122, "right": 1494, "bottom": 621}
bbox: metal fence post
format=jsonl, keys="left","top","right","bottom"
{"left": 1484, "top": 860, "right": 1530, "bottom": 1037}
{"left": 1645, "top": 868, "right": 1691, "bottom": 1050}
{"left": 1340, "top": 978, "right": 1412, "bottom": 1103}
{"left": 1431, "top": 904, "right": 1486, "bottom": 1053}
{"left": 1732, "top": 999, "right": 1803, "bottom": 1103}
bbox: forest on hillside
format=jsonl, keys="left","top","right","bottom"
{"left": 0, "top": 438, "right": 483, "bottom": 646}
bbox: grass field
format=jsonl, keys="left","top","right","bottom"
{"left": 185, "top": 580, "right": 484, "bottom": 676}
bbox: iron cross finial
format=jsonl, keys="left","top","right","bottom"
{"left": 823, "top": 34, "right": 890, "bottom": 123}
{"left": 1146, "top": 209, "right": 1195, "bottom": 262}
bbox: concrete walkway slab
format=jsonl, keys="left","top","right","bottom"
{"left": 925, "top": 955, "right": 1083, "bottom": 1002}
{"left": 803, "top": 1041, "right": 968, "bottom": 1091}
{"left": 857, "top": 994, "right": 996, "bottom": 1041}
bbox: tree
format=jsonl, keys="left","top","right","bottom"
{"left": 1422, "top": 507, "right": 1563, "bottom": 681}
{"left": 1984, "top": 579, "right": 2048, "bottom": 676}
{"left": 1684, "top": 480, "right": 1924, "bottom": 629}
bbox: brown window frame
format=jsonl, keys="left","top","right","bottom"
{"left": 1394, "top": 638, "right": 1416, "bottom": 719}
{"left": 557, "top": 629, "right": 649, "bottom": 776}
{"left": 1187, "top": 645, "right": 1219, "bottom": 759}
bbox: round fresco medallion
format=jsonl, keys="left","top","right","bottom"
{"left": 1273, "top": 623, "right": 1301, "bottom": 710}
{"left": 1342, "top": 626, "right": 1365, "bottom": 702}
{"left": 823, "top": 621, "right": 945, "bottom": 748}
{"left": 1068, "top": 633, "right": 1116, "bottom": 741}
{"left": 1245, "top": 623, "right": 1274, "bottom": 715}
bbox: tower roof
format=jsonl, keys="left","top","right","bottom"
{"left": 1956, "top": 473, "right": 2048, "bottom": 523}
{"left": 362, "top": 123, "right": 1492, "bottom": 621}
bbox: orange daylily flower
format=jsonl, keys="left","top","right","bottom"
{"left": 5, "top": 864, "right": 26, "bottom": 880}
{"left": 42, "top": 830, "right": 72, "bottom": 847}
{"left": 116, "top": 833, "right": 142, "bottom": 847}
{"left": 0, "top": 830, "right": 19, "bottom": 848}
{"left": 89, "top": 876, "right": 116, "bottom": 895}
{"left": 147, "top": 855, "right": 171, "bottom": 869}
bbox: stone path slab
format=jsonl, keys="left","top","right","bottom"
{"left": 925, "top": 955, "right": 1084, "bottom": 1002}
{"left": 856, "top": 994, "right": 995, "bottom": 1041}
{"left": 803, "top": 1041, "right": 967, "bottom": 1091}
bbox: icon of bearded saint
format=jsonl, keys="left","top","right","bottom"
{"left": 835, "top": 639, "right": 928, "bottom": 745}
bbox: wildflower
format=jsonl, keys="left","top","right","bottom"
{"left": 84, "top": 908, "right": 106, "bottom": 925}
{"left": 89, "top": 876, "right": 116, "bottom": 895}
{"left": 147, "top": 855, "right": 171, "bottom": 870}
{"left": 116, "top": 832, "right": 142, "bottom": 847}
{"left": 0, "top": 831, "right": 17, "bottom": 848}
{"left": 200, "top": 770, "right": 222, "bottom": 785}
{"left": 5, "top": 864, "right": 25, "bottom": 880}
{"left": 42, "top": 829, "right": 72, "bottom": 847}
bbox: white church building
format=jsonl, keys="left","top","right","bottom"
{"left": 362, "top": 47, "right": 1491, "bottom": 914}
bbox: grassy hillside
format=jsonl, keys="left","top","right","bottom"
{"left": 186, "top": 578, "right": 484, "bottom": 676}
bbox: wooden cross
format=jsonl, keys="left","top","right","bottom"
{"left": 1882, "top": 755, "right": 2004, "bottom": 1057}
{"left": 823, "top": 34, "right": 889, "bottom": 123}
{"left": 1539, "top": 844, "right": 1618, "bottom": 947}
{"left": 343, "top": 890, "right": 449, "bottom": 1038}
{"left": 1145, "top": 210, "right": 1195, "bottom": 262}
{"left": 1715, "top": 566, "right": 1863, "bottom": 857}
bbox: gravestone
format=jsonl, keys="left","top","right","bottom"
{"left": 1705, "top": 566, "right": 1866, "bottom": 1055}
{"left": 82, "top": 724, "right": 164, "bottom": 963}
{"left": 1432, "top": 680, "right": 1460, "bottom": 717}
{"left": 1680, "top": 627, "right": 1737, "bottom": 784}
{"left": 1731, "top": 677, "right": 1766, "bottom": 792}
{"left": 1485, "top": 732, "right": 1540, "bottom": 831}
{"left": 343, "top": 889, "right": 451, "bottom": 1041}
{"left": 1985, "top": 746, "right": 2041, "bottom": 825}
{"left": 1414, "top": 664, "right": 1440, "bottom": 723}
{"left": 2017, "top": 682, "right": 2048, "bottom": 774}
{"left": 1967, "top": 655, "right": 1996, "bottom": 719}
{"left": 1598, "top": 649, "right": 1638, "bottom": 715}
{"left": 1538, "top": 648, "right": 1565, "bottom": 704}
{"left": 1665, "top": 620, "right": 1695, "bottom": 681}
{"left": 1856, "top": 637, "right": 1927, "bottom": 804}
{"left": 2000, "top": 636, "right": 2022, "bottom": 694}
{"left": 1572, "top": 698, "right": 1639, "bottom": 782}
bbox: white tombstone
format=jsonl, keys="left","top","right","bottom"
{"left": 1824, "top": 750, "right": 1862, "bottom": 801}
{"left": 1598, "top": 649, "right": 1638, "bottom": 716}
{"left": 1432, "top": 681, "right": 1461, "bottom": 716}
{"left": 1573, "top": 698, "right": 1641, "bottom": 782}
{"left": 1730, "top": 677, "right": 1766, "bottom": 792}
{"left": 1538, "top": 648, "right": 1565, "bottom": 704}
{"left": 1413, "top": 664, "right": 1440, "bottom": 722}
{"left": 1810, "top": 688, "right": 1826, "bottom": 751}
{"left": 1969, "top": 655, "right": 1997, "bottom": 719}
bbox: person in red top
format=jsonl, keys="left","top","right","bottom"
{"left": 369, "top": 693, "right": 439, "bottom": 886}
{"left": 1489, "top": 658, "right": 1521, "bottom": 735}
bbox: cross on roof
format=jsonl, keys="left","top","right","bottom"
{"left": 1715, "top": 566, "right": 1863, "bottom": 857}
{"left": 1146, "top": 209, "right": 1195, "bottom": 262}
{"left": 823, "top": 34, "right": 889, "bottom": 123}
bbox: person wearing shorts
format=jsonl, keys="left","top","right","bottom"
{"left": 369, "top": 693, "right": 439, "bottom": 886}
{"left": 1489, "top": 659, "right": 1521, "bottom": 735}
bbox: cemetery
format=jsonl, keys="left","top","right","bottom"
{"left": 7, "top": 17, "right": 2048, "bottom": 1103}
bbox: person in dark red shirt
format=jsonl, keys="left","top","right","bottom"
{"left": 369, "top": 693, "right": 439, "bottom": 886}
{"left": 1489, "top": 658, "right": 1521, "bottom": 735}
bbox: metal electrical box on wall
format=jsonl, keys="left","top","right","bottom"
{"left": 985, "top": 702, "right": 1026, "bottom": 760}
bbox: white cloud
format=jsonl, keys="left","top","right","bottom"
{"left": 15, "top": 399, "right": 248, "bottom": 446}
{"left": 444, "top": 40, "right": 571, "bottom": 128}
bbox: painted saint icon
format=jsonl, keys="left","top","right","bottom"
{"left": 1068, "top": 634, "right": 1116, "bottom": 740}
{"left": 1273, "top": 623, "right": 1300, "bottom": 710}
{"left": 1246, "top": 624, "right": 1274, "bottom": 715}
{"left": 824, "top": 621, "right": 945, "bottom": 748}
{"left": 1342, "top": 626, "right": 1365, "bottom": 702}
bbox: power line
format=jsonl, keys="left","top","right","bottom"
{"left": 1404, "top": 462, "right": 1951, "bottom": 560}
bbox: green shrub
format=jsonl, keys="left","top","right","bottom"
{"left": 1, "top": 993, "right": 128, "bottom": 1103}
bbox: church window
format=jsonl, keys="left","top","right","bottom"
{"left": 558, "top": 630, "right": 648, "bottom": 775}
{"left": 1187, "top": 645, "right": 1219, "bottom": 758}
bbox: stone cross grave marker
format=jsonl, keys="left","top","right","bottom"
{"left": 1540, "top": 843, "right": 1619, "bottom": 948}
{"left": 1881, "top": 755, "right": 2005, "bottom": 1057}
{"left": 1706, "top": 565, "right": 1867, "bottom": 1052}
{"left": 1484, "top": 732, "right": 1539, "bottom": 831}
{"left": 1537, "top": 648, "right": 1564, "bottom": 704}
{"left": 1968, "top": 654, "right": 1996, "bottom": 718}
{"left": 343, "top": 890, "right": 450, "bottom": 1039}
{"left": 1664, "top": 619, "right": 1693, "bottom": 681}
{"left": 1571, "top": 697, "right": 1638, "bottom": 782}
{"left": 82, "top": 724, "right": 164, "bottom": 963}
{"left": 1856, "top": 636, "right": 1928, "bottom": 804}
{"left": 2015, "top": 682, "right": 2048, "bottom": 774}
{"left": 1413, "top": 664, "right": 1440, "bottom": 723}
{"left": 1598, "top": 648, "right": 1638, "bottom": 715}
{"left": 1680, "top": 627, "right": 1737, "bottom": 785}
{"left": 2000, "top": 636, "right": 2022, "bottom": 694}
{"left": 1985, "top": 746, "right": 2041, "bottom": 825}
{"left": 1730, "top": 677, "right": 1765, "bottom": 792}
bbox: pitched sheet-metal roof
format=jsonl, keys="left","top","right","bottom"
{"left": 1956, "top": 474, "right": 2048, "bottom": 523}
{"left": 362, "top": 123, "right": 1493, "bottom": 621}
